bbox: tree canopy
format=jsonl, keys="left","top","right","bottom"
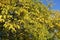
{"left": 0, "top": 0, "right": 60, "bottom": 40}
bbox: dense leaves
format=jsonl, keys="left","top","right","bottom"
{"left": 0, "top": 0, "right": 60, "bottom": 40}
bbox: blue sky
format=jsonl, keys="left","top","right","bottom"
{"left": 41, "top": 0, "right": 60, "bottom": 10}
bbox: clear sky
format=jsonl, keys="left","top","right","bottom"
{"left": 41, "top": 0, "right": 60, "bottom": 10}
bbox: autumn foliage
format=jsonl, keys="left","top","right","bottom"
{"left": 0, "top": 0, "right": 60, "bottom": 40}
